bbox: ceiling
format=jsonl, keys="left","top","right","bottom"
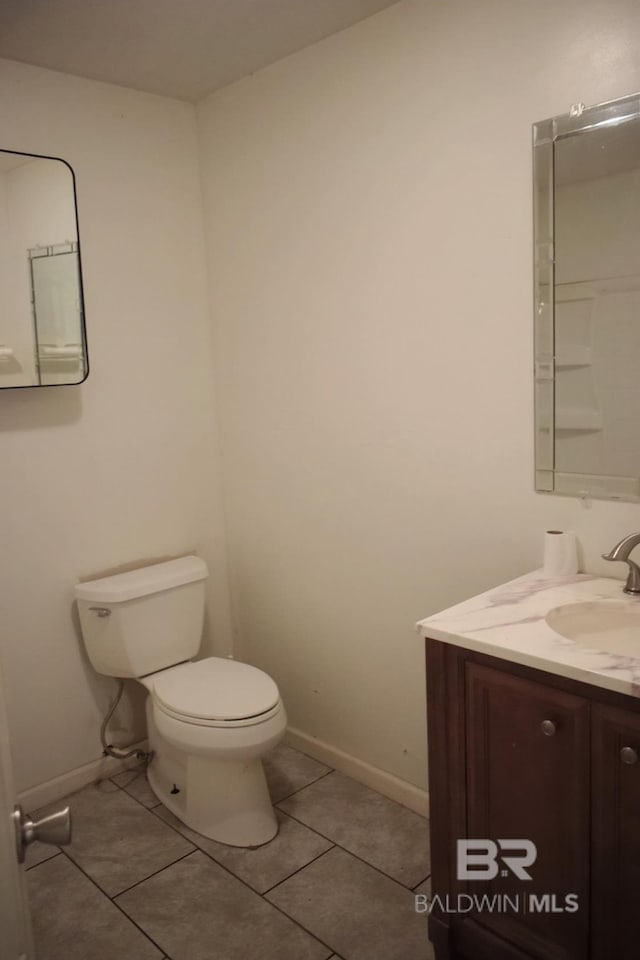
{"left": 0, "top": 0, "right": 400, "bottom": 102}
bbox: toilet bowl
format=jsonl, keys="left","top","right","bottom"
{"left": 141, "top": 658, "right": 286, "bottom": 845}
{"left": 74, "top": 556, "right": 286, "bottom": 847}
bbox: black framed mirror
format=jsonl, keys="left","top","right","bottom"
{"left": 0, "top": 148, "right": 88, "bottom": 388}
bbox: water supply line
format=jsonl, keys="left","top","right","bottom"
{"left": 101, "top": 679, "right": 153, "bottom": 763}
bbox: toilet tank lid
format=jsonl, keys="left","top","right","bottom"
{"left": 74, "top": 556, "right": 208, "bottom": 603}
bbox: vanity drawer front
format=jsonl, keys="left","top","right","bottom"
{"left": 591, "top": 702, "right": 640, "bottom": 960}
{"left": 465, "top": 662, "right": 590, "bottom": 960}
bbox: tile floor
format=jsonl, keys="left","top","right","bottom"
{"left": 25, "top": 744, "right": 434, "bottom": 960}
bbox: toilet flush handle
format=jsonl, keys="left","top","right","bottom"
{"left": 89, "top": 606, "right": 111, "bottom": 617}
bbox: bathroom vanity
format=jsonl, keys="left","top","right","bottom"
{"left": 418, "top": 572, "right": 640, "bottom": 960}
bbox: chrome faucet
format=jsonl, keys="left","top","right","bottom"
{"left": 602, "top": 533, "right": 640, "bottom": 595}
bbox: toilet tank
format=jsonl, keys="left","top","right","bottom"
{"left": 74, "top": 556, "right": 208, "bottom": 678}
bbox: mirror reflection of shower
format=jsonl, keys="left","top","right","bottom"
{"left": 29, "top": 242, "right": 86, "bottom": 385}
{"left": 534, "top": 92, "right": 640, "bottom": 501}
{"left": 0, "top": 150, "right": 87, "bottom": 388}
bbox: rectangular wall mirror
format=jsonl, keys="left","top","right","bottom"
{"left": 534, "top": 92, "right": 640, "bottom": 501}
{"left": 0, "top": 149, "right": 87, "bottom": 388}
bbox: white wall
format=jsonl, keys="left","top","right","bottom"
{"left": 197, "top": 0, "right": 640, "bottom": 791}
{"left": 0, "top": 59, "right": 232, "bottom": 793}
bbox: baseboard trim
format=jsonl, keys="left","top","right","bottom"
{"left": 19, "top": 731, "right": 430, "bottom": 818}
{"left": 17, "top": 740, "right": 148, "bottom": 811}
{"left": 285, "top": 727, "right": 429, "bottom": 817}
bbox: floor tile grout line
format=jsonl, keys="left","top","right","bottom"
{"left": 115, "top": 762, "right": 345, "bottom": 873}
{"left": 42, "top": 754, "right": 425, "bottom": 955}
{"left": 40, "top": 770, "right": 427, "bottom": 896}
{"left": 142, "top": 809, "right": 338, "bottom": 956}
{"left": 112, "top": 899, "right": 174, "bottom": 960}
{"left": 128, "top": 770, "right": 428, "bottom": 897}
{"left": 148, "top": 803, "right": 338, "bottom": 896}
{"left": 30, "top": 806, "right": 420, "bottom": 958}
{"left": 117, "top": 786, "right": 163, "bottom": 813}
{"left": 107, "top": 770, "right": 163, "bottom": 812}
{"left": 25, "top": 849, "right": 62, "bottom": 871}
{"left": 146, "top": 794, "right": 343, "bottom": 895}
{"left": 260, "top": 842, "right": 337, "bottom": 896}
{"left": 271, "top": 765, "right": 335, "bottom": 804}
{"left": 53, "top": 846, "right": 169, "bottom": 958}
{"left": 57, "top": 840, "right": 192, "bottom": 905}
{"left": 274, "top": 807, "right": 429, "bottom": 893}
{"left": 111, "top": 762, "right": 428, "bottom": 894}
{"left": 276, "top": 806, "right": 342, "bottom": 845}
{"left": 280, "top": 763, "right": 428, "bottom": 825}
{"left": 195, "top": 846, "right": 339, "bottom": 957}
{"left": 112, "top": 848, "right": 198, "bottom": 899}
{"left": 256, "top": 879, "right": 338, "bottom": 956}
{"left": 412, "top": 873, "right": 431, "bottom": 891}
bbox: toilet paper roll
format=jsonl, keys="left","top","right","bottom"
{"left": 543, "top": 530, "right": 578, "bottom": 576}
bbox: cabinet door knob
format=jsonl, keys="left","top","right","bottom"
{"left": 621, "top": 746, "right": 638, "bottom": 765}
{"left": 541, "top": 720, "right": 557, "bottom": 737}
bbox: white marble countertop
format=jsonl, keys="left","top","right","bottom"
{"left": 416, "top": 570, "right": 640, "bottom": 699}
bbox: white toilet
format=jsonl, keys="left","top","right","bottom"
{"left": 74, "top": 556, "right": 286, "bottom": 847}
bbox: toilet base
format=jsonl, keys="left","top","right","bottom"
{"left": 145, "top": 704, "right": 280, "bottom": 847}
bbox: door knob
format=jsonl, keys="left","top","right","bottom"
{"left": 12, "top": 803, "right": 72, "bottom": 863}
{"left": 541, "top": 720, "right": 557, "bottom": 736}
{"left": 621, "top": 746, "right": 638, "bottom": 765}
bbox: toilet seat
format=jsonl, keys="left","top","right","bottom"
{"left": 149, "top": 657, "right": 281, "bottom": 727}
{"left": 154, "top": 699, "right": 283, "bottom": 728}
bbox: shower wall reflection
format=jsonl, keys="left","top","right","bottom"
{"left": 534, "top": 94, "right": 640, "bottom": 501}
{"left": 554, "top": 123, "right": 640, "bottom": 487}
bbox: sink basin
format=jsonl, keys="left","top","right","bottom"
{"left": 545, "top": 600, "right": 640, "bottom": 657}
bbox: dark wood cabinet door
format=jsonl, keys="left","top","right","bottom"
{"left": 464, "top": 662, "right": 590, "bottom": 960}
{"left": 591, "top": 702, "right": 640, "bottom": 959}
